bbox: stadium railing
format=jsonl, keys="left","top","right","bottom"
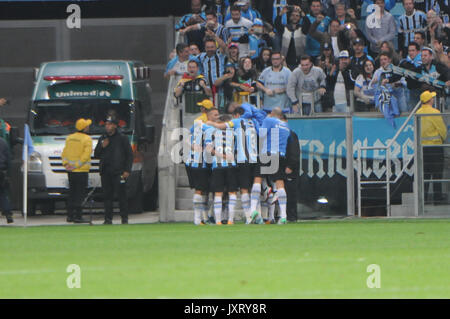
{"left": 356, "top": 100, "right": 422, "bottom": 217}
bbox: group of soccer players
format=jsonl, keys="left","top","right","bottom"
{"left": 184, "top": 99, "right": 294, "bottom": 225}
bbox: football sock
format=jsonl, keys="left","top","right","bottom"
{"left": 277, "top": 188, "right": 287, "bottom": 219}
{"left": 250, "top": 183, "right": 261, "bottom": 213}
{"left": 193, "top": 194, "right": 203, "bottom": 225}
{"left": 214, "top": 196, "right": 222, "bottom": 223}
{"left": 228, "top": 194, "right": 237, "bottom": 222}
{"left": 241, "top": 193, "right": 251, "bottom": 220}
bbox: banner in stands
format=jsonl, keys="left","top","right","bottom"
{"left": 287, "top": 116, "right": 414, "bottom": 214}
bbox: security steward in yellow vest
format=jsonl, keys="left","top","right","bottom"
{"left": 61, "top": 118, "right": 93, "bottom": 223}
{"left": 417, "top": 91, "right": 448, "bottom": 203}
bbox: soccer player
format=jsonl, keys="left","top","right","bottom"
{"left": 207, "top": 106, "right": 259, "bottom": 223}
{"left": 186, "top": 107, "right": 219, "bottom": 225}
{"left": 250, "top": 107, "right": 291, "bottom": 225}
{"left": 205, "top": 114, "right": 238, "bottom": 225}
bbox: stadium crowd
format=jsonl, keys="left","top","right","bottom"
{"left": 165, "top": 0, "right": 450, "bottom": 224}
{"left": 167, "top": 0, "right": 450, "bottom": 114}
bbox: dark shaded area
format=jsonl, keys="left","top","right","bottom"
{"left": 0, "top": 0, "right": 189, "bottom": 20}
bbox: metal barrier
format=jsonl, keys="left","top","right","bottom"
{"left": 414, "top": 112, "right": 450, "bottom": 217}
{"left": 158, "top": 31, "right": 182, "bottom": 222}
{"left": 356, "top": 100, "right": 422, "bottom": 217}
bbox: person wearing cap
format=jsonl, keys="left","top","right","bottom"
{"left": 61, "top": 118, "right": 93, "bottom": 223}
{"left": 327, "top": 50, "right": 355, "bottom": 112}
{"left": 94, "top": 115, "right": 133, "bottom": 225}
{"left": 195, "top": 98, "right": 215, "bottom": 123}
{"left": 417, "top": 90, "right": 447, "bottom": 203}
{"left": 349, "top": 37, "right": 374, "bottom": 80}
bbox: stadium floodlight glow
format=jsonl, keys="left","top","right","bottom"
{"left": 317, "top": 196, "right": 328, "bottom": 204}
{"left": 43, "top": 75, "right": 123, "bottom": 81}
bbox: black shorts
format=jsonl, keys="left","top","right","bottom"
{"left": 186, "top": 166, "right": 211, "bottom": 192}
{"left": 255, "top": 155, "right": 287, "bottom": 181}
{"left": 236, "top": 163, "right": 258, "bottom": 191}
{"left": 210, "top": 167, "right": 239, "bottom": 193}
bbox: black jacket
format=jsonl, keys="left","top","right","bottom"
{"left": 0, "top": 137, "right": 10, "bottom": 171}
{"left": 94, "top": 130, "right": 133, "bottom": 176}
{"left": 286, "top": 130, "right": 300, "bottom": 175}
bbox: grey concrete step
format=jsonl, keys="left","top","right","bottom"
{"left": 177, "top": 175, "right": 190, "bottom": 187}
{"left": 176, "top": 187, "right": 194, "bottom": 199}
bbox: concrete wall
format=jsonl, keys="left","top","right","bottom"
{"left": 0, "top": 17, "right": 176, "bottom": 208}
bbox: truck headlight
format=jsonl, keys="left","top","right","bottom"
{"left": 28, "top": 152, "right": 43, "bottom": 173}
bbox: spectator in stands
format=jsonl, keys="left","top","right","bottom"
{"left": 432, "top": 36, "right": 449, "bottom": 66}
{"left": 226, "top": 42, "right": 240, "bottom": 68}
{"left": 214, "top": 62, "right": 237, "bottom": 109}
{"left": 225, "top": 4, "right": 253, "bottom": 40}
{"left": 427, "top": 9, "right": 447, "bottom": 44}
{"left": 365, "top": 0, "right": 397, "bottom": 57}
{"left": 189, "top": 43, "right": 201, "bottom": 58}
{"left": 256, "top": 51, "right": 292, "bottom": 112}
{"left": 354, "top": 59, "right": 376, "bottom": 111}
{"left": 205, "top": 0, "right": 227, "bottom": 24}
{"left": 375, "top": 41, "right": 401, "bottom": 68}
{"left": 287, "top": 55, "right": 327, "bottom": 115}
{"left": 419, "top": 46, "right": 450, "bottom": 98}
{"left": 225, "top": 4, "right": 254, "bottom": 57}
{"left": 372, "top": 52, "right": 408, "bottom": 112}
{"left": 309, "top": 18, "right": 342, "bottom": 59}
{"left": 417, "top": 90, "right": 448, "bottom": 204}
{"left": 398, "top": 0, "right": 428, "bottom": 58}
{"left": 254, "top": 47, "right": 272, "bottom": 74}
{"left": 275, "top": 5, "right": 307, "bottom": 71}
{"left": 318, "top": 42, "right": 336, "bottom": 76}
{"left": 175, "top": 0, "right": 206, "bottom": 32}
{"left": 174, "top": 60, "right": 212, "bottom": 99}
{"left": 399, "top": 41, "right": 423, "bottom": 107}
{"left": 224, "top": 0, "right": 262, "bottom": 23}
{"left": 164, "top": 43, "right": 191, "bottom": 79}
{"left": 334, "top": 1, "right": 355, "bottom": 25}
{"left": 326, "top": 50, "right": 354, "bottom": 112}
{"left": 350, "top": 37, "right": 374, "bottom": 80}
{"left": 197, "top": 38, "right": 227, "bottom": 89}
{"left": 337, "top": 21, "right": 369, "bottom": 54}
{"left": 248, "top": 18, "right": 271, "bottom": 60}
{"left": 414, "top": 31, "right": 427, "bottom": 49}
{"left": 302, "top": 0, "right": 332, "bottom": 60}
{"left": 232, "top": 56, "right": 258, "bottom": 103}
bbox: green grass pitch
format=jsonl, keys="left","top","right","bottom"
{"left": 0, "top": 218, "right": 449, "bottom": 298}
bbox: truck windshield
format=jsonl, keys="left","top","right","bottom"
{"left": 30, "top": 99, "right": 133, "bottom": 135}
